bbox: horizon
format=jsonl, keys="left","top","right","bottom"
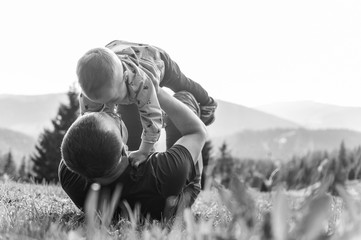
{"left": 1, "top": 0, "right": 360, "bottom": 108}
{"left": 1, "top": 91, "right": 361, "bottom": 109}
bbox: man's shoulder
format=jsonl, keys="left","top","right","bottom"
{"left": 147, "top": 145, "right": 196, "bottom": 197}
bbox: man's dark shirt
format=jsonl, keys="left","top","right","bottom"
{"left": 59, "top": 144, "right": 197, "bottom": 220}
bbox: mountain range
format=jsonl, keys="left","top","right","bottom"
{"left": 0, "top": 128, "right": 36, "bottom": 164}
{"left": 256, "top": 101, "right": 361, "bottom": 132}
{"left": 0, "top": 94, "right": 68, "bottom": 137}
{"left": 1, "top": 93, "right": 361, "bottom": 163}
{"left": 212, "top": 128, "right": 361, "bottom": 160}
{"left": 207, "top": 100, "right": 299, "bottom": 137}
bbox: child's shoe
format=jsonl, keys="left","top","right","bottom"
{"left": 200, "top": 97, "right": 218, "bottom": 126}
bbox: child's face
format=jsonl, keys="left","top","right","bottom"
{"left": 88, "top": 52, "right": 126, "bottom": 105}
{"left": 91, "top": 84, "right": 119, "bottom": 105}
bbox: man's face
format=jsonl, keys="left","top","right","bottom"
{"left": 100, "top": 111, "right": 128, "bottom": 149}
{"left": 91, "top": 112, "right": 129, "bottom": 184}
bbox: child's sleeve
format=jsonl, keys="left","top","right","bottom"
{"left": 79, "top": 93, "right": 113, "bottom": 115}
{"left": 135, "top": 78, "right": 163, "bottom": 144}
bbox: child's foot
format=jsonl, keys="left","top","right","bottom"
{"left": 200, "top": 97, "right": 218, "bottom": 126}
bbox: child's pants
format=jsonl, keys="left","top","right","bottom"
{"left": 158, "top": 49, "right": 210, "bottom": 106}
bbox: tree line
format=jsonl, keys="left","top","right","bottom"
{"left": 0, "top": 87, "right": 79, "bottom": 183}
{"left": 0, "top": 151, "right": 29, "bottom": 181}
{"left": 212, "top": 140, "right": 361, "bottom": 195}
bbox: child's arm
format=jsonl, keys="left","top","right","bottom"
{"left": 128, "top": 78, "right": 162, "bottom": 167}
{"left": 129, "top": 141, "right": 155, "bottom": 167}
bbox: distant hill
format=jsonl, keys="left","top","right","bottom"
{"left": 156, "top": 99, "right": 300, "bottom": 151}
{"left": 207, "top": 100, "right": 299, "bottom": 137}
{"left": 212, "top": 128, "right": 361, "bottom": 161}
{"left": 256, "top": 101, "right": 361, "bottom": 132}
{"left": 0, "top": 93, "right": 68, "bottom": 138}
{"left": 0, "top": 128, "right": 36, "bottom": 165}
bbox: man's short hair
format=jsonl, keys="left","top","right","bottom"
{"left": 61, "top": 113, "right": 123, "bottom": 179}
{"left": 76, "top": 48, "right": 117, "bottom": 98}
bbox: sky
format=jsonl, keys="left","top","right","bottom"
{"left": 0, "top": 0, "right": 360, "bottom": 107}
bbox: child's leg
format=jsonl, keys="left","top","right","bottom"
{"left": 158, "top": 50, "right": 211, "bottom": 106}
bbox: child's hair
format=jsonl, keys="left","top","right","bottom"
{"left": 61, "top": 113, "right": 123, "bottom": 179}
{"left": 76, "top": 48, "right": 118, "bottom": 99}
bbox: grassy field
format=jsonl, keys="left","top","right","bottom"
{"left": 0, "top": 178, "right": 361, "bottom": 240}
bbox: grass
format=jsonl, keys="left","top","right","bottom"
{"left": 0, "top": 177, "right": 361, "bottom": 240}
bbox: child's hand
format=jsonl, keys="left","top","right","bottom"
{"left": 129, "top": 150, "right": 150, "bottom": 168}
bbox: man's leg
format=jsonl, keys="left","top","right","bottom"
{"left": 163, "top": 91, "right": 203, "bottom": 220}
{"left": 164, "top": 91, "right": 200, "bottom": 149}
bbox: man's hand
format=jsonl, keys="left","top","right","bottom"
{"left": 129, "top": 150, "right": 149, "bottom": 167}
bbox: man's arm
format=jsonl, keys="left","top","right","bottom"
{"left": 157, "top": 89, "right": 207, "bottom": 163}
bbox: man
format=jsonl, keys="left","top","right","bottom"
{"left": 59, "top": 88, "right": 207, "bottom": 221}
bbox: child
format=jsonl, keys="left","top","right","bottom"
{"left": 76, "top": 40, "right": 217, "bottom": 166}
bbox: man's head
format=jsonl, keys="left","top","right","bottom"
{"left": 61, "top": 112, "right": 128, "bottom": 183}
{"left": 76, "top": 47, "right": 125, "bottom": 104}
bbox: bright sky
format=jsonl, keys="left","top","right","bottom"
{"left": 0, "top": 0, "right": 360, "bottom": 107}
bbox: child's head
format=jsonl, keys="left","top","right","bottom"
{"left": 61, "top": 112, "right": 128, "bottom": 183}
{"left": 76, "top": 47, "right": 124, "bottom": 104}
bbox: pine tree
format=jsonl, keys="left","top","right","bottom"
{"left": 219, "top": 142, "right": 230, "bottom": 158}
{"left": 328, "top": 157, "right": 339, "bottom": 195}
{"left": 201, "top": 140, "right": 213, "bottom": 189}
{"left": 3, "top": 150, "right": 17, "bottom": 178}
{"left": 215, "top": 142, "right": 235, "bottom": 188}
{"left": 339, "top": 141, "right": 347, "bottom": 167}
{"left": 31, "top": 87, "right": 79, "bottom": 182}
{"left": 18, "top": 156, "right": 28, "bottom": 181}
{"left": 328, "top": 141, "right": 348, "bottom": 196}
{"left": 353, "top": 147, "right": 361, "bottom": 180}
{"left": 336, "top": 141, "right": 348, "bottom": 183}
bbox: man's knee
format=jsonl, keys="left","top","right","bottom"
{"left": 173, "top": 91, "right": 200, "bottom": 117}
